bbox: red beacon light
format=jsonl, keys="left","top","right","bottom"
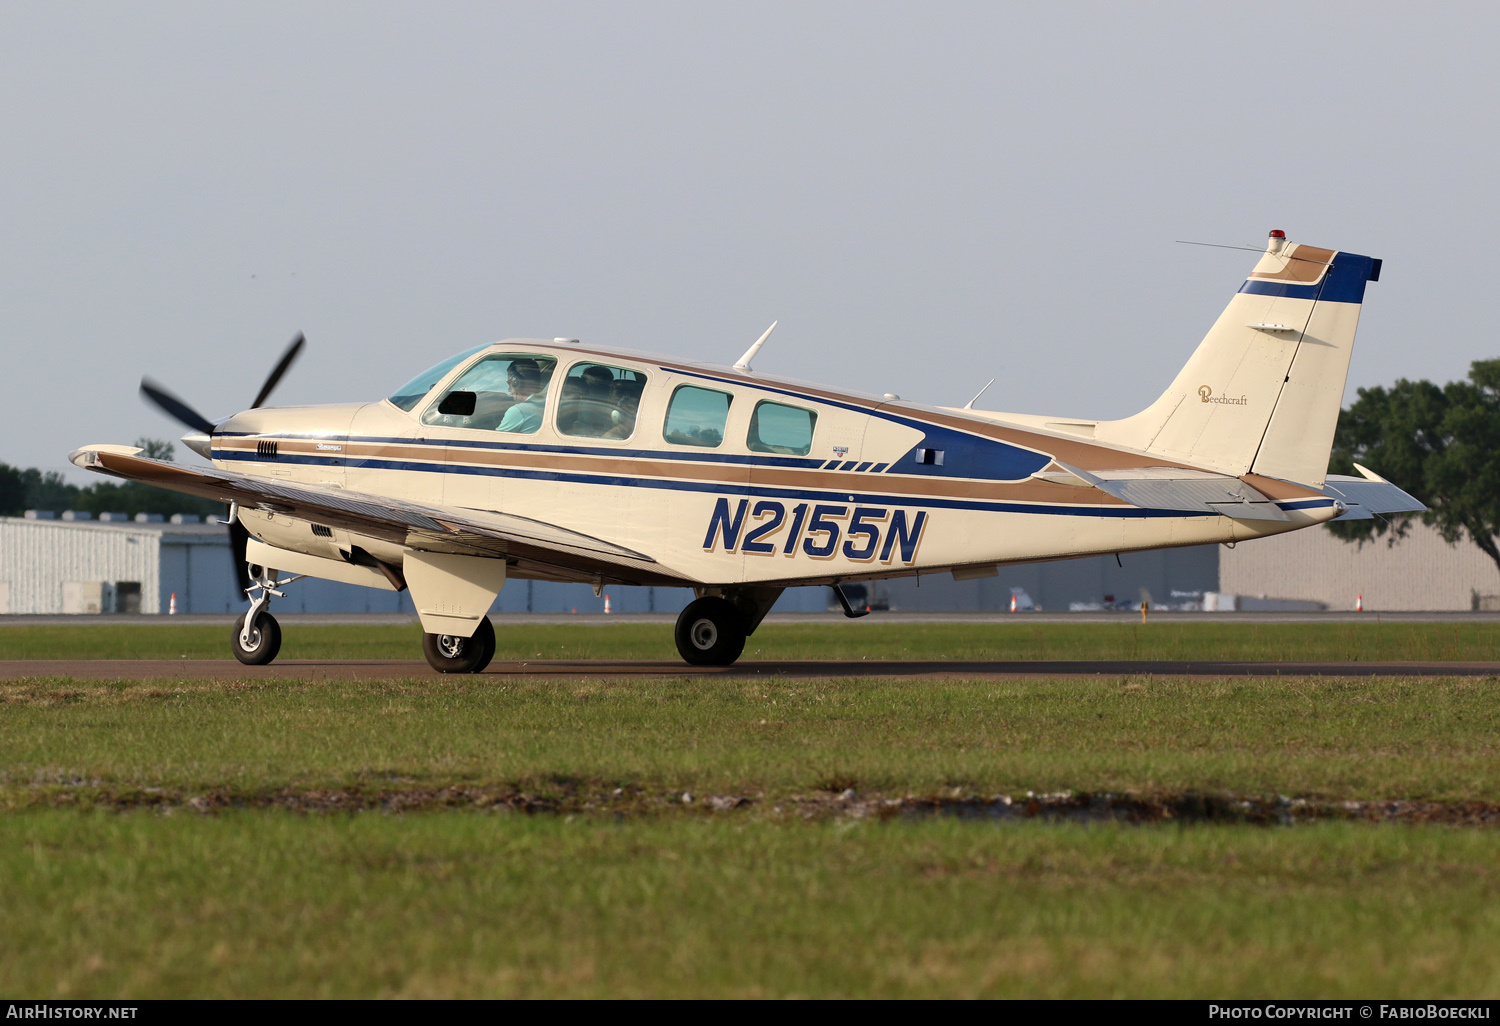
{"left": 1269, "top": 229, "right": 1286, "bottom": 239}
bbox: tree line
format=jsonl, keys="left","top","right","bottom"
{"left": 0, "top": 439, "right": 224, "bottom": 520}
{"left": 1330, "top": 359, "right": 1500, "bottom": 575}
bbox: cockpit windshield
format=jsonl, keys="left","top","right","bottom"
{"left": 387, "top": 345, "right": 489, "bottom": 412}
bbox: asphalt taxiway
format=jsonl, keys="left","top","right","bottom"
{"left": 3, "top": 658, "right": 1498, "bottom": 679}
{"left": 7, "top": 611, "right": 1500, "bottom": 627}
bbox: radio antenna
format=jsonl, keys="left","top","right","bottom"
{"left": 734, "top": 321, "right": 777, "bottom": 372}
{"left": 1174, "top": 240, "right": 1331, "bottom": 266}
{"left": 963, "top": 377, "right": 996, "bottom": 410}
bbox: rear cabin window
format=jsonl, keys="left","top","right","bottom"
{"left": 421, "top": 353, "right": 558, "bottom": 434}
{"left": 747, "top": 400, "right": 816, "bottom": 456}
{"left": 556, "top": 362, "right": 648, "bottom": 440}
{"left": 663, "top": 385, "right": 732, "bottom": 448}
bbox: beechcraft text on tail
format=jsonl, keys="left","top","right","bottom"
{"left": 71, "top": 230, "right": 1424, "bottom": 671}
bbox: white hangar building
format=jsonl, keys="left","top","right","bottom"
{"left": 0, "top": 514, "right": 417, "bottom": 615}
{"left": 2, "top": 511, "right": 1493, "bottom": 616}
{"left": 0, "top": 513, "right": 827, "bottom": 616}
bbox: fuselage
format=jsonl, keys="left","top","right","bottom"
{"left": 208, "top": 339, "right": 1341, "bottom": 589}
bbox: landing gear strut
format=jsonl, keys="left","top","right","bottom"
{"left": 674, "top": 597, "right": 747, "bottom": 666}
{"left": 422, "top": 617, "right": 497, "bottom": 674}
{"left": 232, "top": 564, "right": 299, "bottom": 666}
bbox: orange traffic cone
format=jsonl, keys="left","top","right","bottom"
{"left": 169, "top": 592, "right": 177, "bottom": 615}
{"left": 1009, "top": 594, "right": 1017, "bottom": 612}
{"left": 1356, "top": 594, "right": 1364, "bottom": 612}
{"left": 603, "top": 594, "right": 612, "bottom": 614}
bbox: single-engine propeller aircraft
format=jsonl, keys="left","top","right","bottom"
{"left": 72, "top": 231, "right": 1424, "bottom": 671}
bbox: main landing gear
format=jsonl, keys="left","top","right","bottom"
{"left": 674, "top": 597, "right": 747, "bottom": 665}
{"left": 673, "top": 588, "right": 781, "bottom": 666}
{"left": 422, "top": 618, "right": 496, "bottom": 674}
{"left": 231, "top": 565, "right": 300, "bottom": 666}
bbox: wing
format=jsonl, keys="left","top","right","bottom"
{"left": 69, "top": 445, "right": 685, "bottom": 587}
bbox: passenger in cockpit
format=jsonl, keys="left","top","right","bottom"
{"left": 603, "top": 379, "right": 644, "bottom": 439}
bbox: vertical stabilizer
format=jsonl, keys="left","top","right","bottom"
{"left": 1094, "top": 232, "right": 1381, "bottom": 486}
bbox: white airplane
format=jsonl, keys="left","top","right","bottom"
{"left": 71, "top": 231, "right": 1423, "bottom": 672}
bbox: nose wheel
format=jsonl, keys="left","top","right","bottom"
{"left": 674, "top": 597, "right": 746, "bottom": 666}
{"left": 422, "top": 617, "right": 497, "bottom": 674}
{"left": 232, "top": 610, "right": 282, "bottom": 665}
{"left": 231, "top": 564, "right": 300, "bottom": 666}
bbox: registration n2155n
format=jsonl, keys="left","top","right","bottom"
{"left": 702, "top": 497, "right": 927, "bottom": 564}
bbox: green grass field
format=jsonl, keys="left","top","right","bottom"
{"left": 4, "top": 622, "right": 1499, "bottom": 998}
{"left": 6, "top": 813, "right": 1499, "bottom": 999}
{"left": 3, "top": 618, "right": 1500, "bottom": 661}
{"left": 2, "top": 671, "right": 1499, "bottom": 997}
{"left": 4, "top": 675, "right": 1499, "bottom": 802}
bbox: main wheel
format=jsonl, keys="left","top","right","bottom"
{"left": 674, "top": 597, "right": 746, "bottom": 666}
{"left": 232, "top": 611, "right": 282, "bottom": 666}
{"left": 422, "top": 617, "right": 496, "bottom": 673}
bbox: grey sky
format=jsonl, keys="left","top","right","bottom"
{"left": 3, "top": 2, "right": 1495, "bottom": 481}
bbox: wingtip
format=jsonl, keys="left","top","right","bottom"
{"left": 69, "top": 444, "right": 145, "bottom": 469}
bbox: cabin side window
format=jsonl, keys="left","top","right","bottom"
{"left": 557, "top": 362, "right": 649, "bottom": 440}
{"left": 663, "top": 385, "right": 732, "bottom": 448}
{"left": 420, "top": 353, "right": 558, "bottom": 434}
{"left": 747, "top": 400, "right": 816, "bottom": 456}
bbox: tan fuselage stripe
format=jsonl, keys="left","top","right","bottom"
{"left": 220, "top": 437, "right": 1327, "bottom": 506}
{"left": 221, "top": 437, "right": 1177, "bottom": 509}
{"left": 224, "top": 370, "right": 1330, "bottom": 508}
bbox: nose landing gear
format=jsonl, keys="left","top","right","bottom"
{"left": 231, "top": 565, "right": 300, "bottom": 666}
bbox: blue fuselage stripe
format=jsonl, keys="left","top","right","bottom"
{"left": 216, "top": 449, "right": 1337, "bottom": 520}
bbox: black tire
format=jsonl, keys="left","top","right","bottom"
{"left": 422, "top": 617, "right": 497, "bottom": 674}
{"left": 674, "top": 597, "right": 746, "bottom": 666}
{"left": 232, "top": 611, "right": 282, "bottom": 666}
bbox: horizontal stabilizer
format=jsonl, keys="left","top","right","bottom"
{"left": 1320, "top": 464, "right": 1426, "bottom": 521}
{"left": 1053, "top": 464, "right": 1290, "bottom": 521}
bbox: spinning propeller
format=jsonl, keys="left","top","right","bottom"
{"left": 139, "top": 333, "right": 307, "bottom": 594}
{"left": 139, "top": 333, "right": 305, "bottom": 437}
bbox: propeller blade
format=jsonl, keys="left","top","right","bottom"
{"left": 140, "top": 378, "right": 217, "bottom": 435}
{"left": 229, "top": 519, "right": 252, "bottom": 594}
{"left": 251, "top": 332, "right": 305, "bottom": 409}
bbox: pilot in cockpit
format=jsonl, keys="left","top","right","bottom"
{"left": 497, "top": 361, "right": 545, "bottom": 433}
